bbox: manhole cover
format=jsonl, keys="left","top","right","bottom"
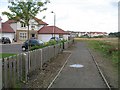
{"left": 69, "top": 64, "right": 84, "bottom": 68}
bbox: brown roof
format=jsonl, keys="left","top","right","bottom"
{"left": 0, "top": 20, "right": 15, "bottom": 33}
{"left": 34, "top": 17, "right": 48, "bottom": 25}
{"left": 38, "top": 26, "right": 69, "bottom": 34}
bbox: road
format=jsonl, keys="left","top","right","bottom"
{"left": 0, "top": 44, "right": 23, "bottom": 54}
{"left": 0, "top": 43, "right": 22, "bottom": 89}
{"left": 50, "top": 42, "right": 106, "bottom": 88}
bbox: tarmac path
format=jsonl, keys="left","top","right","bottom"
{"left": 50, "top": 42, "right": 106, "bottom": 88}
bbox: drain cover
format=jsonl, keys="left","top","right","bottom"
{"left": 69, "top": 64, "right": 84, "bottom": 68}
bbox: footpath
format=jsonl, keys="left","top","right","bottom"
{"left": 49, "top": 42, "right": 106, "bottom": 88}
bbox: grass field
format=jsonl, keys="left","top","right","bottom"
{"left": 75, "top": 38, "right": 119, "bottom": 64}
{"left": 0, "top": 53, "right": 16, "bottom": 59}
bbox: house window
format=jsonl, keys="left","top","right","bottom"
{"left": 31, "top": 25, "right": 35, "bottom": 29}
{"left": 59, "top": 34, "right": 63, "bottom": 38}
{"left": 31, "top": 22, "right": 35, "bottom": 30}
{"left": 19, "top": 32, "right": 27, "bottom": 40}
{"left": 21, "top": 23, "right": 26, "bottom": 27}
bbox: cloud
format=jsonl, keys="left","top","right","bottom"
{"left": 44, "top": 0, "right": 118, "bottom": 33}
{"left": 0, "top": 0, "right": 118, "bottom": 33}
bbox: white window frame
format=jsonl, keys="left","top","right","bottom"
{"left": 21, "top": 23, "right": 26, "bottom": 28}
{"left": 19, "top": 32, "right": 27, "bottom": 40}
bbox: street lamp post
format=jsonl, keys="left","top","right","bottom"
{"left": 51, "top": 11, "right": 56, "bottom": 38}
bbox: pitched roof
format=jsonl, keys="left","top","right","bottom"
{"left": 34, "top": 17, "right": 48, "bottom": 25}
{"left": 5, "top": 20, "right": 16, "bottom": 24}
{"left": 0, "top": 20, "right": 15, "bottom": 33}
{"left": 38, "top": 26, "right": 69, "bottom": 34}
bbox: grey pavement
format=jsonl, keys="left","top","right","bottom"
{"left": 51, "top": 42, "right": 106, "bottom": 88}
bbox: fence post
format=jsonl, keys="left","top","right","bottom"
{"left": 23, "top": 53, "right": 28, "bottom": 82}
{"left": 2, "top": 58, "right": 8, "bottom": 88}
{"left": 40, "top": 49, "right": 43, "bottom": 70}
{"left": 12, "top": 56, "right": 17, "bottom": 87}
{"left": 0, "top": 59, "right": 2, "bottom": 89}
{"left": 8, "top": 56, "right": 13, "bottom": 87}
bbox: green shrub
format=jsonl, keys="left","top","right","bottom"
{"left": 30, "top": 39, "right": 71, "bottom": 51}
{"left": 30, "top": 45, "right": 44, "bottom": 51}
{"left": 48, "top": 40, "right": 57, "bottom": 45}
{"left": 93, "top": 35, "right": 104, "bottom": 38}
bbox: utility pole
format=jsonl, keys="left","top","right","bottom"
{"left": 51, "top": 11, "right": 56, "bottom": 38}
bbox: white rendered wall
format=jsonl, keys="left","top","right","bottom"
{"left": 17, "top": 19, "right": 44, "bottom": 31}
{"left": 38, "top": 34, "right": 52, "bottom": 42}
{"left": 38, "top": 34, "right": 59, "bottom": 42}
{"left": 0, "top": 33, "right": 14, "bottom": 42}
{"left": 10, "top": 23, "right": 17, "bottom": 32}
{"left": 63, "top": 35, "right": 69, "bottom": 40}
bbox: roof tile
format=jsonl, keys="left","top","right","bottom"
{"left": 34, "top": 17, "right": 48, "bottom": 25}
{"left": 0, "top": 20, "right": 15, "bottom": 33}
{"left": 38, "top": 26, "right": 69, "bottom": 34}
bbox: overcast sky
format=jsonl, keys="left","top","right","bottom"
{"left": 0, "top": 0, "right": 118, "bottom": 33}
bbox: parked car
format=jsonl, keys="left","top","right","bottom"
{"left": 1, "top": 37, "right": 11, "bottom": 44}
{"left": 22, "top": 39, "right": 44, "bottom": 51}
{"left": 49, "top": 37, "right": 61, "bottom": 43}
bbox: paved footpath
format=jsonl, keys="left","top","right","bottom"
{"left": 50, "top": 42, "right": 106, "bottom": 88}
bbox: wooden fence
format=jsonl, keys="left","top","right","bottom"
{"left": 0, "top": 59, "right": 2, "bottom": 90}
{"left": 2, "top": 40, "right": 73, "bottom": 88}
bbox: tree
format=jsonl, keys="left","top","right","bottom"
{"left": 2, "top": 0, "right": 50, "bottom": 49}
{"left": 2, "top": 0, "right": 50, "bottom": 40}
{"left": 2, "top": 1, "right": 50, "bottom": 71}
{"left": 109, "top": 32, "right": 120, "bottom": 37}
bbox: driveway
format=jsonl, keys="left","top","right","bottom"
{"left": 0, "top": 44, "right": 23, "bottom": 54}
{"left": 50, "top": 42, "right": 106, "bottom": 88}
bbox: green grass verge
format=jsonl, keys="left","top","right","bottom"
{"left": 76, "top": 39, "right": 119, "bottom": 64}
{"left": 0, "top": 53, "right": 16, "bottom": 59}
{"left": 87, "top": 40, "right": 119, "bottom": 64}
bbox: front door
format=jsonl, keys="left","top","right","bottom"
{"left": 31, "top": 34, "right": 35, "bottom": 39}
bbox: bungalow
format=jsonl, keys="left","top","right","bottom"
{"left": 37, "top": 26, "right": 69, "bottom": 42}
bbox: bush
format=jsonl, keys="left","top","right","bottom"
{"left": 30, "top": 39, "right": 70, "bottom": 51}
{"left": 30, "top": 45, "right": 44, "bottom": 51}
{"left": 48, "top": 40, "right": 57, "bottom": 45}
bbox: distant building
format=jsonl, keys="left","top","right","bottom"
{"left": 78, "top": 32, "right": 108, "bottom": 37}
{"left": 67, "top": 31, "right": 78, "bottom": 38}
